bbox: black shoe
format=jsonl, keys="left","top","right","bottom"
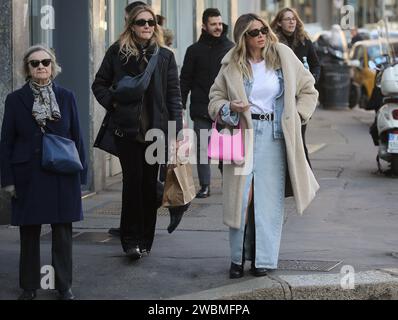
{"left": 125, "top": 245, "right": 142, "bottom": 260}
{"left": 167, "top": 204, "right": 190, "bottom": 234}
{"left": 196, "top": 185, "right": 210, "bottom": 199}
{"left": 229, "top": 262, "right": 244, "bottom": 279}
{"left": 140, "top": 248, "right": 151, "bottom": 256}
{"left": 57, "top": 288, "right": 75, "bottom": 300}
{"left": 168, "top": 212, "right": 184, "bottom": 234}
{"left": 108, "top": 228, "right": 121, "bottom": 237}
{"left": 18, "top": 290, "right": 37, "bottom": 300}
{"left": 250, "top": 263, "right": 268, "bottom": 277}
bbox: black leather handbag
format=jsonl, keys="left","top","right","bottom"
{"left": 94, "top": 51, "right": 159, "bottom": 154}
{"left": 93, "top": 111, "right": 118, "bottom": 156}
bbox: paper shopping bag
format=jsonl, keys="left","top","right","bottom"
{"left": 162, "top": 163, "right": 196, "bottom": 207}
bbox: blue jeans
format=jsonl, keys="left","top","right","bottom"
{"left": 229, "top": 119, "right": 286, "bottom": 269}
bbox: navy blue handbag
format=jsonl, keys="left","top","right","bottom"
{"left": 41, "top": 127, "right": 83, "bottom": 174}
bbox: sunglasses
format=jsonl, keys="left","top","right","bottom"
{"left": 282, "top": 17, "right": 297, "bottom": 22}
{"left": 28, "top": 59, "right": 52, "bottom": 68}
{"left": 246, "top": 27, "right": 269, "bottom": 38}
{"left": 133, "top": 19, "right": 156, "bottom": 27}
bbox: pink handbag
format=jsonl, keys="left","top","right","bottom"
{"left": 208, "top": 116, "right": 245, "bottom": 163}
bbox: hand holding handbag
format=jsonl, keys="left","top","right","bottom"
{"left": 208, "top": 116, "right": 245, "bottom": 163}
{"left": 41, "top": 127, "right": 83, "bottom": 174}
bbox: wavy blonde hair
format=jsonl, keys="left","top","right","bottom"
{"left": 118, "top": 5, "right": 164, "bottom": 61}
{"left": 270, "top": 8, "right": 309, "bottom": 45}
{"left": 232, "top": 13, "right": 280, "bottom": 80}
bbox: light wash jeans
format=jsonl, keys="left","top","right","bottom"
{"left": 229, "top": 119, "right": 286, "bottom": 269}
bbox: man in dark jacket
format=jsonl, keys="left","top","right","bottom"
{"left": 180, "top": 8, "right": 234, "bottom": 198}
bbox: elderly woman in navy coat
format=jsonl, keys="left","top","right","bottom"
{"left": 0, "top": 45, "right": 87, "bottom": 300}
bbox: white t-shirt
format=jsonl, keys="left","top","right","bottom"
{"left": 249, "top": 60, "right": 280, "bottom": 114}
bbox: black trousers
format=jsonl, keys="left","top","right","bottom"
{"left": 19, "top": 223, "right": 72, "bottom": 291}
{"left": 301, "top": 124, "right": 312, "bottom": 169}
{"left": 115, "top": 137, "right": 159, "bottom": 253}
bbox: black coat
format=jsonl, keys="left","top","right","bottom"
{"left": 92, "top": 43, "right": 183, "bottom": 136}
{"left": 277, "top": 32, "right": 321, "bottom": 83}
{"left": 0, "top": 83, "right": 87, "bottom": 226}
{"left": 180, "top": 25, "right": 234, "bottom": 121}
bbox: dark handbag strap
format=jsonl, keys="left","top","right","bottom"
{"left": 40, "top": 126, "right": 46, "bottom": 134}
{"left": 39, "top": 124, "right": 54, "bottom": 135}
{"left": 136, "top": 49, "right": 159, "bottom": 93}
{"left": 144, "top": 49, "right": 159, "bottom": 79}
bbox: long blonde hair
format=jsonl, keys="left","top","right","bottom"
{"left": 118, "top": 5, "right": 164, "bottom": 61}
{"left": 270, "top": 8, "right": 310, "bottom": 46}
{"left": 232, "top": 13, "right": 280, "bottom": 80}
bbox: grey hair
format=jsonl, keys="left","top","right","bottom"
{"left": 23, "top": 45, "right": 62, "bottom": 81}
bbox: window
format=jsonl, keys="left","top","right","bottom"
{"left": 260, "top": 0, "right": 277, "bottom": 20}
{"left": 30, "top": 0, "right": 54, "bottom": 47}
{"left": 105, "top": 0, "right": 129, "bottom": 48}
{"left": 162, "top": 0, "right": 178, "bottom": 47}
{"left": 368, "top": 42, "right": 398, "bottom": 62}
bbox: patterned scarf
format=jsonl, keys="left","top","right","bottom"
{"left": 30, "top": 80, "right": 61, "bottom": 127}
{"left": 136, "top": 41, "right": 157, "bottom": 66}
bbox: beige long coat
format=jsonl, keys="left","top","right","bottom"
{"left": 208, "top": 43, "right": 320, "bottom": 229}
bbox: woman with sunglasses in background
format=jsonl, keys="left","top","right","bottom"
{"left": 209, "top": 13, "right": 319, "bottom": 279}
{"left": 271, "top": 8, "right": 321, "bottom": 167}
{"left": 92, "top": 5, "right": 182, "bottom": 260}
{"left": 0, "top": 45, "right": 87, "bottom": 300}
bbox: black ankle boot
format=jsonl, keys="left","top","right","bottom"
{"left": 229, "top": 262, "right": 244, "bottom": 279}
{"left": 250, "top": 262, "right": 268, "bottom": 277}
{"left": 18, "top": 290, "right": 37, "bottom": 300}
{"left": 125, "top": 245, "right": 142, "bottom": 260}
{"left": 196, "top": 185, "right": 210, "bottom": 199}
{"left": 57, "top": 288, "right": 75, "bottom": 300}
{"left": 167, "top": 203, "right": 190, "bottom": 234}
{"left": 108, "top": 228, "right": 121, "bottom": 237}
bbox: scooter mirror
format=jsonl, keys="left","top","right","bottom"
{"left": 368, "top": 61, "right": 379, "bottom": 71}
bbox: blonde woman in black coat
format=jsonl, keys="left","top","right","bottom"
{"left": 92, "top": 5, "right": 182, "bottom": 260}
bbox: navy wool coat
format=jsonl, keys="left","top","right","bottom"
{"left": 0, "top": 83, "right": 87, "bottom": 226}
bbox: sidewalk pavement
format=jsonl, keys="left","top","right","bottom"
{"left": 0, "top": 107, "right": 397, "bottom": 300}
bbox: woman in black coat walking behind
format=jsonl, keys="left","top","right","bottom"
{"left": 271, "top": 8, "right": 320, "bottom": 167}
{"left": 0, "top": 45, "right": 87, "bottom": 300}
{"left": 92, "top": 5, "right": 183, "bottom": 260}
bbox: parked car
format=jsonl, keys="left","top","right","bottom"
{"left": 348, "top": 39, "right": 398, "bottom": 109}
{"left": 369, "top": 30, "right": 398, "bottom": 40}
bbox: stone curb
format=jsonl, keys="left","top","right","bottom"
{"left": 171, "top": 269, "right": 398, "bottom": 300}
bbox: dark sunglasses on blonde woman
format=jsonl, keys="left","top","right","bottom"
{"left": 133, "top": 19, "right": 156, "bottom": 27}
{"left": 28, "top": 59, "right": 52, "bottom": 68}
{"left": 246, "top": 27, "right": 269, "bottom": 38}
